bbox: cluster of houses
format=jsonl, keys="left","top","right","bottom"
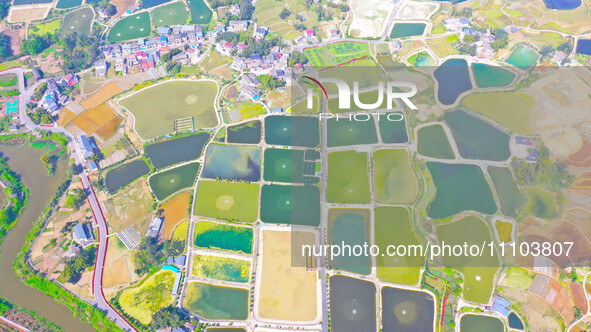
{"left": 100, "top": 24, "right": 209, "bottom": 75}
{"left": 38, "top": 74, "right": 78, "bottom": 114}
{"left": 514, "top": 136, "right": 538, "bottom": 162}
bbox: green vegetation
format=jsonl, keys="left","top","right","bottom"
{"left": 133, "top": 237, "right": 164, "bottom": 275}
{"left": 13, "top": 162, "right": 122, "bottom": 331}
{"left": 194, "top": 180, "right": 259, "bottom": 222}
{"left": 495, "top": 220, "right": 512, "bottom": 243}
{"left": 304, "top": 42, "right": 370, "bottom": 68}
{"left": 150, "top": 306, "right": 189, "bottom": 331}
{"left": 0, "top": 157, "right": 28, "bottom": 248}
{"left": 28, "top": 20, "right": 61, "bottom": 36}
{"left": 327, "top": 151, "right": 370, "bottom": 203}
{"left": 239, "top": 103, "right": 265, "bottom": 119}
{"left": 488, "top": 166, "right": 522, "bottom": 217}
{"left": 119, "top": 80, "right": 218, "bottom": 140}
{"left": 65, "top": 188, "right": 87, "bottom": 209}
{"left": 0, "top": 33, "right": 12, "bottom": 62}
{"left": 119, "top": 270, "right": 175, "bottom": 325}
{"left": 164, "top": 220, "right": 188, "bottom": 256}
{"left": 0, "top": 73, "right": 17, "bottom": 86}
{"left": 192, "top": 254, "right": 250, "bottom": 283}
{"left": 513, "top": 146, "right": 574, "bottom": 191}
{"left": 59, "top": 246, "right": 95, "bottom": 284}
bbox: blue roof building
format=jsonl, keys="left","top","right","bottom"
{"left": 175, "top": 255, "right": 186, "bottom": 266}
{"left": 77, "top": 135, "right": 94, "bottom": 158}
{"left": 73, "top": 224, "right": 88, "bottom": 241}
{"left": 172, "top": 272, "right": 182, "bottom": 295}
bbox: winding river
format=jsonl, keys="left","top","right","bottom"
{"left": 0, "top": 144, "right": 93, "bottom": 331}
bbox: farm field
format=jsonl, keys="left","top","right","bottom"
{"left": 118, "top": 270, "right": 176, "bottom": 324}
{"left": 258, "top": 230, "right": 317, "bottom": 321}
{"left": 375, "top": 206, "right": 422, "bottom": 285}
{"left": 28, "top": 19, "right": 61, "bottom": 36}
{"left": 373, "top": 149, "right": 417, "bottom": 204}
{"left": 184, "top": 283, "right": 249, "bottom": 320}
{"left": 61, "top": 6, "right": 94, "bottom": 35}
{"left": 103, "top": 237, "right": 134, "bottom": 287}
{"left": 192, "top": 254, "right": 251, "bottom": 283}
{"left": 167, "top": 220, "right": 189, "bottom": 256}
{"left": 8, "top": 6, "right": 51, "bottom": 23}
{"left": 304, "top": 42, "right": 370, "bottom": 68}
{"left": 461, "top": 92, "right": 535, "bottom": 135}
{"left": 80, "top": 81, "right": 124, "bottom": 109}
{"left": 194, "top": 180, "right": 259, "bottom": 222}
{"left": 151, "top": 1, "right": 189, "bottom": 27}
{"left": 119, "top": 80, "right": 218, "bottom": 140}
{"left": 254, "top": 0, "right": 312, "bottom": 40}
{"left": 327, "top": 150, "right": 370, "bottom": 203}
{"left": 161, "top": 192, "right": 190, "bottom": 239}
{"left": 55, "top": 0, "right": 82, "bottom": 8}
{"left": 67, "top": 103, "right": 123, "bottom": 140}
{"left": 105, "top": 178, "right": 154, "bottom": 233}
{"left": 149, "top": 162, "right": 200, "bottom": 201}
{"left": 194, "top": 221, "right": 253, "bottom": 254}
{"left": 107, "top": 12, "right": 151, "bottom": 42}
{"left": 187, "top": 0, "right": 213, "bottom": 24}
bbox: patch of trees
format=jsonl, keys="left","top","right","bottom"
{"left": 61, "top": 246, "right": 96, "bottom": 284}
{"left": 456, "top": 42, "right": 476, "bottom": 56}
{"left": 288, "top": 50, "right": 308, "bottom": 65}
{"left": 327, "top": 2, "right": 349, "bottom": 12}
{"left": 57, "top": 33, "right": 101, "bottom": 73}
{"left": 279, "top": 8, "right": 291, "bottom": 19}
{"left": 0, "top": 33, "right": 12, "bottom": 62}
{"left": 241, "top": 36, "right": 283, "bottom": 58}
{"left": 0, "top": 156, "right": 26, "bottom": 243}
{"left": 20, "top": 34, "right": 52, "bottom": 55}
{"left": 28, "top": 108, "right": 53, "bottom": 125}
{"left": 238, "top": 0, "right": 254, "bottom": 20}
{"left": 0, "top": 0, "right": 10, "bottom": 21}
{"left": 40, "top": 154, "right": 57, "bottom": 174}
{"left": 258, "top": 74, "right": 284, "bottom": 90}
{"left": 65, "top": 188, "right": 87, "bottom": 209}
{"left": 491, "top": 28, "right": 509, "bottom": 51}
{"left": 32, "top": 82, "right": 47, "bottom": 100}
{"left": 133, "top": 237, "right": 164, "bottom": 275}
{"left": 512, "top": 145, "right": 575, "bottom": 191}
{"left": 150, "top": 306, "right": 188, "bottom": 330}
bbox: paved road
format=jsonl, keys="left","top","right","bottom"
{"left": 4, "top": 67, "right": 136, "bottom": 332}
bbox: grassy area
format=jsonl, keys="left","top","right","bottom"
{"left": 0, "top": 60, "right": 23, "bottom": 72}
{"left": 107, "top": 12, "right": 151, "bottom": 42}
{"left": 0, "top": 74, "right": 18, "bottom": 87}
{"left": 239, "top": 102, "right": 265, "bottom": 119}
{"left": 426, "top": 35, "right": 459, "bottom": 58}
{"left": 500, "top": 266, "right": 535, "bottom": 290}
{"left": 28, "top": 19, "right": 61, "bottom": 36}
{"left": 119, "top": 80, "right": 218, "bottom": 140}
{"left": 118, "top": 270, "right": 175, "bottom": 325}
{"left": 461, "top": 92, "right": 535, "bottom": 135}
{"left": 327, "top": 151, "right": 370, "bottom": 203}
{"left": 192, "top": 254, "right": 251, "bottom": 283}
{"left": 524, "top": 187, "right": 556, "bottom": 219}
{"left": 194, "top": 180, "right": 259, "bottom": 222}
{"left": 495, "top": 220, "right": 512, "bottom": 242}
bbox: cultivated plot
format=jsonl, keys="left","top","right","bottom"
{"left": 194, "top": 180, "right": 259, "bottom": 222}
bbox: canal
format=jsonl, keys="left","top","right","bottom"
{"left": 0, "top": 144, "right": 94, "bottom": 331}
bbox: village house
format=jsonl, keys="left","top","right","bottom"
{"left": 94, "top": 60, "right": 108, "bottom": 77}
{"left": 228, "top": 20, "right": 249, "bottom": 32}
{"left": 254, "top": 26, "right": 269, "bottom": 39}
